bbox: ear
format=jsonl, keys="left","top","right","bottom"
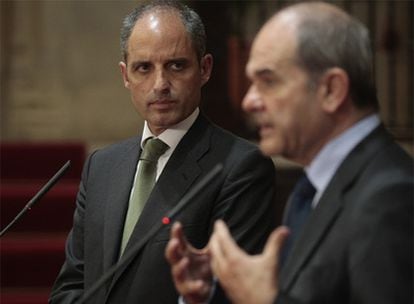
{"left": 318, "top": 68, "right": 349, "bottom": 113}
{"left": 200, "top": 54, "right": 213, "bottom": 86}
{"left": 119, "top": 61, "right": 130, "bottom": 89}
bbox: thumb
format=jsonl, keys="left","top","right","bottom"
{"left": 263, "top": 226, "right": 290, "bottom": 261}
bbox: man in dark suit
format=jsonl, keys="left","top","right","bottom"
{"left": 49, "top": 2, "right": 276, "bottom": 303}
{"left": 166, "top": 2, "right": 413, "bottom": 304}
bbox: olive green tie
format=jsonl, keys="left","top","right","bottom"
{"left": 120, "top": 138, "right": 169, "bottom": 255}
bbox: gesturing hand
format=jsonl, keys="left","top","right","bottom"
{"left": 165, "top": 222, "right": 213, "bottom": 304}
{"left": 209, "top": 220, "right": 289, "bottom": 304}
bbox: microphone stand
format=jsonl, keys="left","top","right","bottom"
{"left": 0, "top": 160, "right": 71, "bottom": 237}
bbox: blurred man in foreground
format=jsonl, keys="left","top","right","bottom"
{"left": 166, "top": 2, "right": 413, "bottom": 303}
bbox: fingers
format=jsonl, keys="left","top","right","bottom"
{"left": 171, "top": 222, "right": 186, "bottom": 251}
{"left": 165, "top": 236, "right": 181, "bottom": 264}
{"left": 263, "top": 226, "right": 290, "bottom": 261}
{"left": 209, "top": 221, "right": 225, "bottom": 267}
{"left": 171, "top": 254, "right": 190, "bottom": 282}
{"left": 166, "top": 221, "right": 213, "bottom": 304}
{"left": 166, "top": 221, "right": 212, "bottom": 265}
{"left": 181, "top": 280, "right": 212, "bottom": 304}
{"left": 165, "top": 222, "right": 187, "bottom": 265}
{"left": 210, "top": 220, "right": 244, "bottom": 280}
{"left": 211, "top": 220, "right": 240, "bottom": 258}
{"left": 172, "top": 256, "right": 212, "bottom": 303}
{"left": 261, "top": 226, "right": 290, "bottom": 278}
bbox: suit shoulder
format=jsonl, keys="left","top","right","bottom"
{"left": 345, "top": 140, "right": 413, "bottom": 215}
{"left": 210, "top": 123, "right": 263, "bottom": 154}
{"left": 365, "top": 140, "right": 413, "bottom": 182}
{"left": 89, "top": 136, "right": 140, "bottom": 162}
{"left": 208, "top": 124, "right": 274, "bottom": 174}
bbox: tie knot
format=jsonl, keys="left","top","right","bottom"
{"left": 295, "top": 174, "right": 316, "bottom": 200}
{"left": 141, "top": 138, "right": 169, "bottom": 162}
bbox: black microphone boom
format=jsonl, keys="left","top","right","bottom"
{"left": 0, "top": 160, "right": 71, "bottom": 237}
{"left": 78, "top": 163, "right": 223, "bottom": 304}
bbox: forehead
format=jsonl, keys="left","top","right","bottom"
{"left": 246, "top": 18, "right": 298, "bottom": 76}
{"left": 128, "top": 11, "right": 195, "bottom": 57}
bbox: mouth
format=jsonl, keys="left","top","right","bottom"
{"left": 257, "top": 122, "right": 273, "bottom": 137}
{"left": 149, "top": 99, "right": 176, "bottom": 110}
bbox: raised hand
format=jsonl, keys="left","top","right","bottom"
{"left": 209, "top": 220, "right": 289, "bottom": 304}
{"left": 165, "top": 222, "right": 213, "bottom": 304}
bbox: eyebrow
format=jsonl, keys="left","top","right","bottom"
{"left": 248, "top": 68, "right": 279, "bottom": 81}
{"left": 129, "top": 60, "right": 150, "bottom": 69}
{"left": 254, "top": 69, "right": 275, "bottom": 77}
{"left": 129, "top": 57, "right": 190, "bottom": 68}
{"left": 167, "top": 58, "right": 189, "bottom": 64}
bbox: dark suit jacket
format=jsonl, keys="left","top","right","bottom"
{"left": 276, "top": 126, "right": 413, "bottom": 304}
{"left": 49, "top": 114, "right": 277, "bottom": 303}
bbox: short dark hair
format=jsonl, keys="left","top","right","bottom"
{"left": 120, "top": 0, "right": 206, "bottom": 63}
{"left": 290, "top": 3, "right": 378, "bottom": 109}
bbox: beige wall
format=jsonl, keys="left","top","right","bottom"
{"left": 1, "top": 1, "right": 141, "bottom": 150}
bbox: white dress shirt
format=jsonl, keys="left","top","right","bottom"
{"left": 129, "top": 108, "right": 199, "bottom": 201}
{"left": 305, "top": 114, "right": 380, "bottom": 207}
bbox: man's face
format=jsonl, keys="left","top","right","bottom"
{"left": 120, "top": 11, "right": 212, "bottom": 135}
{"left": 242, "top": 20, "right": 325, "bottom": 164}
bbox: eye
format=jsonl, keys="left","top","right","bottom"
{"left": 168, "top": 60, "right": 186, "bottom": 72}
{"left": 254, "top": 69, "right": 278, "bottom": 89}
{"left": 133, "top": 62, "right": 151, "bottom": 73}
{"left": 257, "top": 77, "right": 277, "bottom": 90}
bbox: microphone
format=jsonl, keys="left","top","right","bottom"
{"left": 78, "top": 163, "right": 223, "bottom": 304}
{"left": 0, "top": 160, "right": 71, "bottom": 237}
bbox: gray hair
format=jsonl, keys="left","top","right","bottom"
{"left": 120, "top": 0, "right": 206, "bottom": 63}
{"left": 288, "top": 3, "right": 378, "bottom": 109}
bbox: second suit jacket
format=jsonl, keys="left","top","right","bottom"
{"left": 276, "top": 125, "right": 413, "bottom": 304}
{"left": 50, "top": 113, "right": 277, "bottom": 303}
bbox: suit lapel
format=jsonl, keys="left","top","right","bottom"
{"left": 103, "top": 140, "right": 141, "bottom": 271}
{"left": 280, "top": 125, "right": 390, "bottom": 290}
{"left": 107, "top": 114, "right": 212, "bottom": 292}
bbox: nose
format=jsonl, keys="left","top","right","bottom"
{"left": 153, "top": 69, "right": 170, "bottom": 95}
{"left": 242, "top": 85, "right": 263, "bottom": 113}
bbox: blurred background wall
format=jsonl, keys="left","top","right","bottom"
{"left": 1, "top": 0, "right": 412, "bottom": 153}
{"left": 1, "top": 1, "right": 139, "bottom": 151}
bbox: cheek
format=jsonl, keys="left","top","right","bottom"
{"left": 267, "top": 92, "right": 300, "bottom": 127}
{"left": 262, "top": 104, "right": 298, "bottom": 154}
{"left": 174, "top": 77, "right": 201, "bottom": 101}
{"left": 129, "top": 86, "right": 148, "bottom": 113}
{"left": 131, "top": 77, "right": 152, "bottom": 92}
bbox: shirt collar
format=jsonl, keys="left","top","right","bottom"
{"left": 141, "top": 107, "right": 199, "bottom": 152}
{"left": 305, "top": 114, "right": 380, "bottom": 204}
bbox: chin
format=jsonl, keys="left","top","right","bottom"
{"left": 150, "top": 112, "right": 180, "bottom": 127}
{"left": 259, "top": 141, "right": 279, "bottom": 157}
